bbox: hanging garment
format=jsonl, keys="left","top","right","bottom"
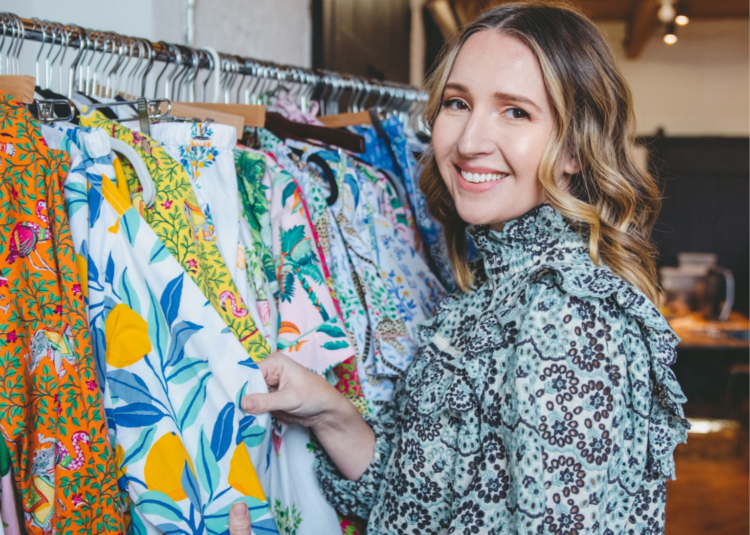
{"left": 55, "top": 132, "right": 279, "bottom": 534}
{"left": 0, "top": 438, "right": 20, "bottom": 535}
{"left": 56, "top": 122, "right": 343, "bottom": 535}
{"left": 258, "top": 131, "right": 445, "bottom": 410}
{"left": 78, "top": 112, "right": 272, "bottom": 362}
{"left": 42, "top": 123, "right": 138, "bottom": 531}
{"left": 257, "top": 133, "right": 387, "bottom": 408}
{"left": 319, "top": 147, "right": 446, "bottom": 374}
{"left": 234, "top": 148, "right": 367, "bottom": 411}
{"left": 0, "top": 93, "right": 124, "bottom": 535}
{"left": 353, "top": 117, "right": 457, "bottom": 290}
{"left": 150, "top": 122, "right": 277, "bottom": 341}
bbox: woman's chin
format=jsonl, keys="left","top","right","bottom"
{"left": 455, "top": 207, "right": 501, "bottom": 227}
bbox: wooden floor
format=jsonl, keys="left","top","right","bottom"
{"left": 667, "top": 453, "right": 749, "bottom": 535}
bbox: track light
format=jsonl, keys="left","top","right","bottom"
{"left": 658, "top": 0, "right": 676, "bottom": 24}
{"left": 675, "top": 3, "right": 690, "bottom": 26}
{"left": 663, "top": 22, "right": 678, "bottom": 44}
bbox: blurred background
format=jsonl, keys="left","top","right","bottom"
{"left": 1, "top": 0, "right": 747, "bottom": 533}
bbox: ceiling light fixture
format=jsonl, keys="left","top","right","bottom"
{"left": 663, "top": 22, "right": 678, "bottom": 44}
{"left": 658, "top": 0, "right": 677, "bottom": 24}
{"left": 675, "top": 3, "right": 690, "bottom": 25}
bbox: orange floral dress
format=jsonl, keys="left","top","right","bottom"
{"left": 0, "top": 92, "right": 124, "bottom": 534}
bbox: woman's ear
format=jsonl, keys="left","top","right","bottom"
{"left": 563, "top": 152, "right": 581, "bottom": 176}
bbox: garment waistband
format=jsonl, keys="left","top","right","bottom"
{"left": 151, "top": 122, "right": 237, "bottom": 150}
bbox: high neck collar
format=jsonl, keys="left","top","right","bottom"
{"left": 468, "top": 204, "right": 588, "bottom": 281}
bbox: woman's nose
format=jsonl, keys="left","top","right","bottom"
{"left": 456, "top": 109, "right": 496, "bottom": 157}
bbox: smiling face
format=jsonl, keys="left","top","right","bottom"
{"left": 432, "top": 30, "right": 577, "bottom": 231}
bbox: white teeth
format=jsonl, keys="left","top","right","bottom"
{"left": 460, "top": 169, "right": 507, "bottom": 183}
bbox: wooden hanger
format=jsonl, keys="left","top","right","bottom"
{"left": 319, "top": 110, "right": 372, "bottom": 128}
{"left": 184, "top": 102, "right": 266, "bottom": 128}
{"left": 170, "top": 102, "right": 365, "bottom": 152}
{"left": 168, "top": 102, "right": 246, "bottom": 139}
{"left": 265, "top": 111, "right": 365, "bottom": 153}
{"left": 0, "top": 75, "right": 36, "bottom": 104}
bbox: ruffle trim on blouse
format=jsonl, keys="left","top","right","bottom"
{"left": 415, "top": 257, "right": 690, "bottom": 480}
{"left": 529, "top": 261, "right": 690, "bottom": 480}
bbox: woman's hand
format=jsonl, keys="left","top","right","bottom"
{"left": 241, "top": 352, "right": 346, "bottom": 430}
{"left": 229, "top": 502, "right": 251, "bottom": 535}
{"left": 241, "top": 352, "right": 376, "bottom": 480}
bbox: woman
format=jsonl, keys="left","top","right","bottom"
{"left": 230, "top": 2, "right": 689, "bottom": 533}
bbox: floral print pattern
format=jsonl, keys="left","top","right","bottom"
{"left": 352, "top": 118, "right": 456, "bottom": 290}
{"left": 79, "top": 113, "right": 271, "bottom": 364}
{"left": 151, "top": 123, "right": 277, "bottom": 342}
{"left": 57, "top": 139, "right": 280, "bottom": 534}
{"left": 262, "top": 133, "right": 445, "bottom": 411}
{"left": 315, "top": 204, "right": 689, "bottom": 534}
{"left": 234, "top": 148, "right": 360, "bottom": 383}
{"left": 0, "top": 93, "right": 124, "bottom": 535}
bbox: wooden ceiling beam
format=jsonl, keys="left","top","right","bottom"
{"left": 625, "top": 0, "right": 660, "bottom": 59}
{"left": 426, "top": 0, "right": 461, "bottom": 38}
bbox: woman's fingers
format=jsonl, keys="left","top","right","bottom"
{"left": 257, "top": 352, "right": 288, "bottom": 387}
{"left": 241, "top": 390, "right": 298, "bottom": 415}
{"left": 228, "top": 502, "right": 251, "bottom": 535}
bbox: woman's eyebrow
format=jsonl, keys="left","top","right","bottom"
{"left": 493, "top": 92, "right": 541, "bottom": 111}
{"left": 444, "top": 82, "right": 469, "bottom": 93}
{"left": 445, "top": 83, "right": 541, "bottom": 112}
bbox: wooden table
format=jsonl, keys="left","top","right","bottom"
{"left": 669, "top": 312, "right": 750, "bottom": 350}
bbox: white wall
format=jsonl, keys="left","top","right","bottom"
{"left": 0, "top": 0, "right": 311, "bottom": 68}
{"left": 597, "top": 20, "right": 749, "bottom": 137}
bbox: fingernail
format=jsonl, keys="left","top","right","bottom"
{"left": 231, "top": 502, "right": 248, "bottom": 517}
{"left": 241, "top": 398, "right": 253, "bottom": 413}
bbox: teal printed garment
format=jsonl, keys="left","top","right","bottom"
{"left": 316, "top": 204, "right": 689, "bottom": 535}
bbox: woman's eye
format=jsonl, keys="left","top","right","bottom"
{"left": 442, "top": 98, "right": 469, "bottom": 111}
{"left": 503, "top": 107, "right": 530, "bottom": 120}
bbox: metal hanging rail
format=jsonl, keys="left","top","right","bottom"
{"left": 0, "top": 13, "right": 427, "bottom": 114}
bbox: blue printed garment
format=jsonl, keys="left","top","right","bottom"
{"left": 352, "top": 118, "right": 457, "bottom": 290}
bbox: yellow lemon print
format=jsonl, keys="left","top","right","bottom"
{"left": 105, "top": 304, "right": 152, "bottom": 368}
{"left": 143, "top": 432, "right": 196, "bottom": 501}
{"left": 228, "top": 444, "right": 266, "bottom": 500}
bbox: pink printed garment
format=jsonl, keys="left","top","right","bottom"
{"left": 256, "top": 150, "right": 355, "bottom": 374}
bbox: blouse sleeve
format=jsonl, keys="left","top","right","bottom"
{"left": 314, "top": 382, "right": 404, "bottom": 519}
{"left": 456, "top": 276, "right": 688, "bottom": 534}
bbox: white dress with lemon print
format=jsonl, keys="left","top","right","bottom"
{"left": 53, "top": 124, "right": 343, "bottom": 535}
{"left": 47, "top": 124, "right": 278, "bottom": 534}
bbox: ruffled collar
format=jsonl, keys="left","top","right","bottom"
{"left": 468, "top": 203, "right": 589, "bottom": 282}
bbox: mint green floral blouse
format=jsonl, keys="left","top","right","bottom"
{"left": 315, "top": 204, "right": 689, "bottom": 535}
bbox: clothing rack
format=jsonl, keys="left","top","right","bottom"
{"left": 0, "top": 13, "right": 428, "bottom": 115}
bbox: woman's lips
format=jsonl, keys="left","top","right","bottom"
{"left": 455, "top": 165, "right": 507, "bottom": 193}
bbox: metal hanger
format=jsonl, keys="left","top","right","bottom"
{"left": 198, "top": 49, "right": 213, "bottom": 102}
{"left": 65, "top": 25, "right": 84, "bottom": 98}
{"left": 165, "top": 43, "right": 183, "bottom": 100}
{"left": 137, "top": 39, "right": 155, "bottom": 98}
{"left": 152, "top": 41, "right": 172, "bottom": 98}
{"left": 104, "top": 33, "right": 126, "bottom": 98}
{"left": 11, "top": 14, "right": 24, "bottom": 75}
{"left": 49, "top": 22, "right": 68, "bottom": 94}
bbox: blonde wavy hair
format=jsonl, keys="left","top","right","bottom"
{"left": 420, "top": 1, "right": 662, "bottom": 301}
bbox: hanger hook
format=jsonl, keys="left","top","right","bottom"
{"left": 138, "top": 39, "right": 154, "bottom": 98}
{"left": 152, "top": 41, "right": 172, "bottom": 98}
{"left": 199, "top": 49, "right": 213, "bottom": 102}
